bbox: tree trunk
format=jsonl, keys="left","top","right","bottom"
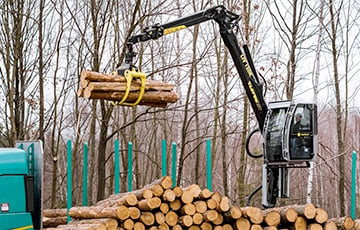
{"left": 221, "top": 50, "right": 229, "bottom": 196}
{"left": 38, "top": 0, "right": 44, "bottom": 144}
{"left": 97, "top": 102, "right": 113, "bottom": 201}
{"left": 238, "top": 0, "right": 251, "bottom": 206}
{"left": 88, "top": 100, "right": 97, "bottom": 205}
{"left": 329, "top": 0, "right": 345, "bottom": 216}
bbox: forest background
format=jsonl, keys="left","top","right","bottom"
{"left": 0, "top": 0, "right": 360, "bottom": 218}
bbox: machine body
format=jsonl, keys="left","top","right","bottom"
{"left": 120, "top": 5, "right": 317, "bottom": 207}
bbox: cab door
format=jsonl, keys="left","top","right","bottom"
{"left": 286, "top": 103, "right": 317, "bottom": 162}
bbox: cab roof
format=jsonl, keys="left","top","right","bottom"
{"left": 0, "top": 148, "right": 28, "bottom": 175}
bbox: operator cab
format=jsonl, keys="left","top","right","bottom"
{"left": 264, "top": 101, "right": 317, "bottom": 165}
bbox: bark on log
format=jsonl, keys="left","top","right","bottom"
{"left": 43, "top": 216, "right": 67, "bottom": 227}
{"left": 69, "top": 206, "right": 120, "bottom": 219}
{"left": 83, "top": 90, "right": 177, "bottom": 106}
{"left": 55, "top": 223, "right": 106, "bottom": 230}
{"left": 87, "top": 81, "right": 174, "bottom": 92}
{"left": 81, "top": 70, "right": 126, "bottom": 83}
{"left": 43, "top": 209, "right": 67, "bottom": 218}
{"left": 95, "top": 192, "right": 137, "bottom": 207}
{"left": 69, "top": 218, "right": 117, "bottom": 230}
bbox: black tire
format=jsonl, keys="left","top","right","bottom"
{"left": 245, "top": 128, "right": 263, "bottom": 158}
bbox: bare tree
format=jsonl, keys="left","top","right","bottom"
{"left": 265, "top": 0, "right": 315, "bottom": 100}
{"left": 0, "top": 0, "right": 37, "bottom": 145}
{"left": 328, "top": 0, "right": 345, "bottom": 216}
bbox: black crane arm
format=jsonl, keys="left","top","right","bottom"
{"left": 124, "top": 5, "right": 268, "bottom": 130}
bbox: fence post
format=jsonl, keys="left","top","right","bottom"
{"left": 351, "top": 150, "right": 357, "bottom": 219}
{"left": 115, "top": 140, "right": 120, "bottom": 194}
{"left": 82, "top": 142, "right": 88, "bottom": 206}
{"left": 128, "top": 142, "right": 133, "bottom": 192}
{"left": 162, "top": 139, "right": 167, "bottom": 177}
{"left": 172, "top": 142, "right": 176, "bottom": 187}
{"left": 206, "top": 139, "right": 212, "bottom": 192}
{"left": 67, "top": 140, "right": 72, "bottom": 223}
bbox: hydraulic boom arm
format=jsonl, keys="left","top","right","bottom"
{"left": 124, "top": 5, "right": 268, "bottom": 130}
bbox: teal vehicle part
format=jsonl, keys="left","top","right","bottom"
{"left": 0, "top": 148, "right": 34, "bottom": 229}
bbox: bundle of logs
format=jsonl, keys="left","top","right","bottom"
{"left": 77, "top": 70, "right": 178, "bottom": 108}
{"left": 44, "top": 176, "right": 359, "bottom": 230}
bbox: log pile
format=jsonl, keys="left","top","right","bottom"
{"left": 78, "top": 70, "right": 178, "bottom": 108}
{"left": 43, "top": 208, "right": 67, "bottom": 227}
{"left": 44, "top": 176, "right": 358, "bottom": 230}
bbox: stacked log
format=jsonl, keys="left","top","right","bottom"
{"left": 78, "top": 70, "right": 178, "bottom": 108}
{"left": 44, "top": 176, "right": 358, "bottom": 230}
{"left": 43, "top": 208, "right": 68, "bottom": 227}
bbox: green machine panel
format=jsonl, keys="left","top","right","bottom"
{"left": 0, "top": 212, "right": 34, "bottom": 229}
{"left": 0, "top": 148, "right": 34, "bottom": 229}
{"left": 0, "top": 175, "right": 27, "bottom": 212}
{"left": 16, "top": 141, "right": 43, "bottom": 230}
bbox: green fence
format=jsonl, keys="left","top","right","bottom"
{"left": 66, "top": 138, "right": 214, "bottom": 222}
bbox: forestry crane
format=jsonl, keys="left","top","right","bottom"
{"left": 118, "top": 5, "right": 317, "bottom": 208}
